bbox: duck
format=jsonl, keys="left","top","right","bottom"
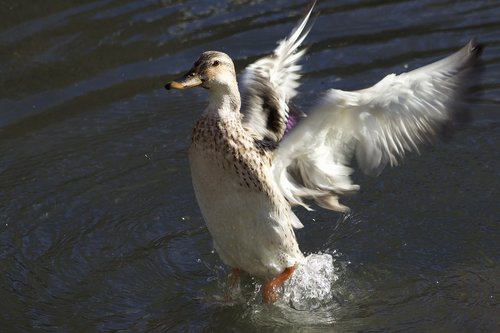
{"left": 165, "top": 2, "right": 483, "bottom": 303}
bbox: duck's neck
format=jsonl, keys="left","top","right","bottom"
{"left": 207, "top": 81, "right": 241, "bottom": 116}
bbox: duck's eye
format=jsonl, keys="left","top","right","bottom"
{"left": 212, "top": 60, "right": 220, "bottom": 67}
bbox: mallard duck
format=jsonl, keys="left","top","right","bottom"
{"left": 165, "top": 3, "right": 483, "bottom": 303}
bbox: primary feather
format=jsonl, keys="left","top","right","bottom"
{"left": 241, "top": 2, "right": 315, "bottom": 144}
{"left": 272, "top": 40, "right": 483, "bottom": 211}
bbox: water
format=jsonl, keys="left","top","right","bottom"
{"left": 1, "top": 0, "right": 499, "bottom": 331}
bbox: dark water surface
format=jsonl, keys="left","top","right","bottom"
{"left": 1, "top": 0, "right": 499, "bottom": 332}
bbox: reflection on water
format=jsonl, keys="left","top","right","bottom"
{"left": 0, "top": 0, "right": 499, "bottom": 332}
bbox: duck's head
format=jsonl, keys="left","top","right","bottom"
{"left": 165, "top": 51, "right": 236, "bottom": 91}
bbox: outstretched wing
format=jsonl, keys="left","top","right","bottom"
{"left": 240, "top": 2, "right": 315, "bottom": 144}
{"left": 273, "top": 40, "right": 484, "bottom": 212}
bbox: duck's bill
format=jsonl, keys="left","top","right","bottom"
{"left": 165, "top": 73, "right": 202, "bottom": 90}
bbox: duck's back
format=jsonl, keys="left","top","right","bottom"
{"left": 188, "top": 112, "right": 304, "bottom": 278}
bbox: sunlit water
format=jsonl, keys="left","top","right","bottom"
{"left": 1, "top": 0, "right": 499, "bottom": 332}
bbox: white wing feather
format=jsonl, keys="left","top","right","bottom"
{"left": 240, "top": 3, "right": 314, "bottom": 142}
{"left": 273, "top": 40, "right": 483, "bottom": 211}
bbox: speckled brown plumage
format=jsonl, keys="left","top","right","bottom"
{"left": 191, "top": 112, "right": 274, "bottom": 195}
{"left": 188, "top": 104, "right": 303, "bottom": 279}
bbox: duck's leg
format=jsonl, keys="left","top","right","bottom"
{"left": 228, "top": 268, "right": 241, "bottom": 288}
{"left": 262, "top": 265, "right": 297, "bottom": 304}
{"left": 223, "top": 268, "right": 242, "bottom": 301}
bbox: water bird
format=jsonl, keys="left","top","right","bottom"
{"left": 165, "top": 2, "right": 483, "bottom": 303}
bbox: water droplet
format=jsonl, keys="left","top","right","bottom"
{"left": 282, "top": 253, "right": 338, "bottom": 311}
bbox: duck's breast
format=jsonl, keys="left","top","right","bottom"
{"left": 188, "top": 119, "right": 303, "bottom": 277}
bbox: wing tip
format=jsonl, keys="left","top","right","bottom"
{"left": 284, "top": 0, "right": 317, "bottom": 47}
{"left": 468, "top": 38, "right": 485, "bottom": 58}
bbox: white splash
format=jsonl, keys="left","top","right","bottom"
{"left": 198, "top": 251, "right": 343, "bottom": 325}
{"left": 247, "top": 252, "right": 341, "bottom": 326}
{"left": 281, "top": 252, "right": 338, "bottom": 310}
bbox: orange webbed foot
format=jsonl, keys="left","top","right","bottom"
{"left": 262, "top": 265, "right": 297, "bottom": 304}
